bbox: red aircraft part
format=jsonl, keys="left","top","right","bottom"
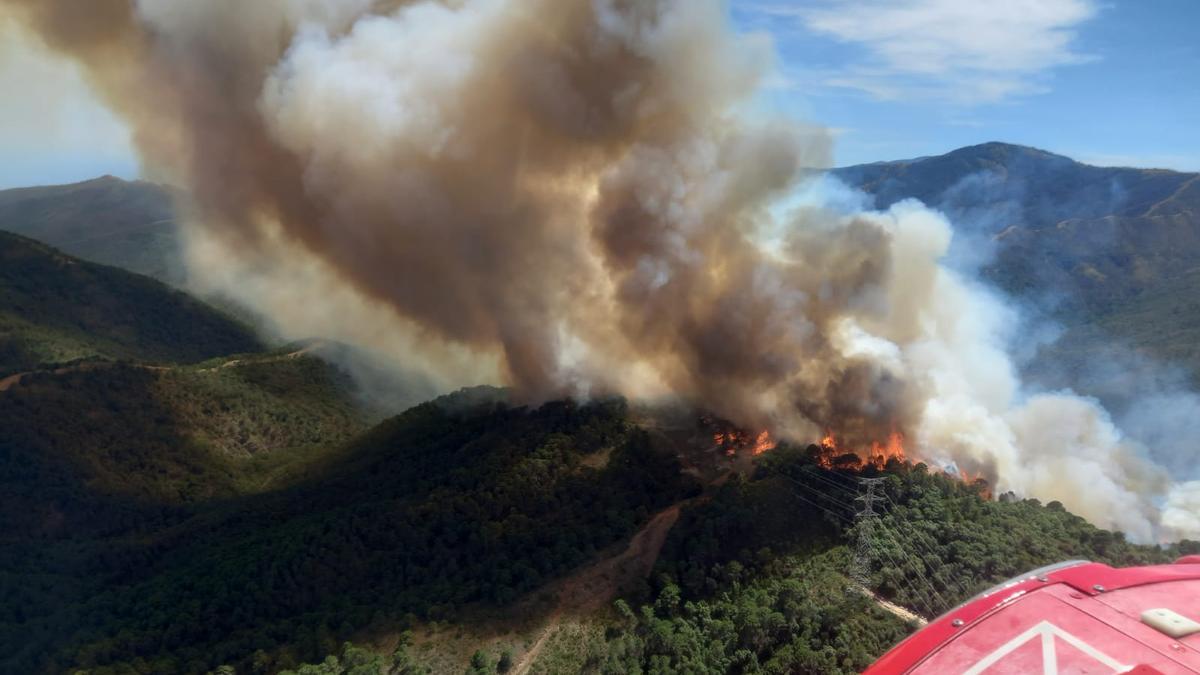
{"left": 865, "top": 559, "right": 1200, "bottom": 674}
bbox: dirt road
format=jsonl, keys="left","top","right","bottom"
{"left": 0, "top": 342, "right": 326, "bottom": 393}
{"left": 511, "top": 474, "right": 734, "bottom": 675}
{"left": 511, "top": 502, "right": 684, "bottom": 674}
{"left": 854, "top": 584, "right": 927, "bottom": 626}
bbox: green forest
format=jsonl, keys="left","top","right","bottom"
{"left": 253, "top": 443, "right": 1197, "bottom": 675}
{"left": 2, "top": 393, "right": 692, "bottom": 674}
{"left": 3, "top": 194, "right": 1199, "bottom": 675}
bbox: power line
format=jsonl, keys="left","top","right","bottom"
{"left": 789, "top": 490, "right": 852, "bottom": 523}
{"left": 782, "top": 475, "right": 858, "bottom": 513}
{"left": 786, "top": 483, "right": 855, "bottom": 525}
{"left": 869, "top": 519, "right": 955, "bottom": 614}
{"left": 848, "top": 477, "right": 951, "bottom": 617}
{"left": 780, "top": 466, "right": 969, "bottom": 616}
{"left": 807, "top": 466, "right": 978, "bottom": 604}
{"left": 849, "top": 478, "right": 884, "bottom": 590}
{"left": 785, "top": 474, "right": 940, "bottom": 618}
{"left": 793, "top": 467, "right": 861, "bottom": 500}
{"left": 879, "top": 491, "right": 977, "bottom": 602}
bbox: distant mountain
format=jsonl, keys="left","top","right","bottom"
{"left": 834, "top": 142, "right": 1200, "bottom": 381}
{"left": 0, "top": 175, "right": 184, "bottom": 285}
{"left": 0, "top": 230, "right": 261, "bottom": 377}
{"left": 836, "top": 143, "right": 1196, "bottom": 220}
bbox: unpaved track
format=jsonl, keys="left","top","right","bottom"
{"left": 511, "top": 474, "right": 922, "bottom": 673}
{"left": 854, "top": 584, "right": 927, "bottom": 626}
{"left": 513, "top": 475, "right": 730, "bottom": 675}
{"left": 0, "top": 342, "right": 326, "bottom": 393}
{"left": 512, "top": 503, "right": 684, "bottom": 675}
{"left": 0, "top": 362, "right": 117, "bottom": 392}
{"left": 0, "top": 373, "right": 23, "bottom": 392}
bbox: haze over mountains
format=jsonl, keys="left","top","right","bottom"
{"left": 836, "top": 142, "right": 1200, "bottom": 314}
{"left": 2, "top": 143, "right": 1200, "bottom": 674}
{"left": 7, "top": 141, "right": 1197, "bottom": 382}
{"left": 833, "top": 143, "right": 1200, "bottom": 423}
{"left": 0, "top": 175, "right": 183, "bottom": 285}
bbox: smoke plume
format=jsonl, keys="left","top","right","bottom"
{"left": 5, "top": 0, "right": 1196, "bottom": 542}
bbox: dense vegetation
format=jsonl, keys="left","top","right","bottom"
{"left": 268, "top": 442, "right": 1197, "bottom": 675}
{"left": 4, "top": 168, "right": 1199, "bottom": 675}
{"left": 1, "top": 394, "right": 692, "bottom": 674}
{"left": 0, "top": 230, "right": 260, "bottom": 377}
{"left": 545, "top": 448, "right": 1193, "bottom": 674}
{"left": 0, "top": 353, "right": 370, "bottom": 529}
{"left": 4, "top": 350, "right": 1192, "bottom": 675}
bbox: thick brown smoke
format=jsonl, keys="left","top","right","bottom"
{"left": 1, "top": 0, "right": 892, "bottom": 436}
{"left": 6, "top": 0, "right": 1198, "bottom": 541}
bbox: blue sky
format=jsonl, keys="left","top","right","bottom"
{"left": 733, "top": 0, "right": 1200, "bottom": 170}
{"left": 0, "top": 0, "right": 1196, "bottom": 188}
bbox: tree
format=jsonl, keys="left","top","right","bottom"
{"left": 497, "top": 649, "right": 513, "bottom": 673}
{"left": 466, "top": 650, "right": 492, "bottom": 675}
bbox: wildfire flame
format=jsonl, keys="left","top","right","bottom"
{"left": 709, "top": 422, "right": 776, "bottom": 456}
{"left": 708, "top": 417, "right": 987, "bottom": 494}
{"left": 813, "top": 429, "right": 907, "bottom": 470}
{"left": 813, "top": 428, "right": 990, "bottom": 495}
{"left": 752, "top": 430, "right": 776, "bottom": 455}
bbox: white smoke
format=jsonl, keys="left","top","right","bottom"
{"left": 814, "top": 196, "right": 1188, "bottom": 541}
{"left": 5, "top": 0, "right": 1195, "bottom": 543}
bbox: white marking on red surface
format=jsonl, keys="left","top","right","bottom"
{"left": 963, "top": 621, "right": 1129, "bottom": 675}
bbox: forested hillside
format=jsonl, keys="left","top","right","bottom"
{"left": 3, "top": 154, "right": 1199, "bottom": 674}
{"left": 265, "top": 443, "right": 1197, "bottom": 675}
{"left": 1, "top": 395, "right": 691, "bottom": 674}
{"left": 0, "top": 229, "right": 1190, "bottom": 672}
{"left": 0, "top": 230, "right": 260, "bottom": 377}
{"left": 8, "top": 383, "right": 1192, "bottom": 675}
{"left": 1, "top": 351, "right": 371, "bottom": 522}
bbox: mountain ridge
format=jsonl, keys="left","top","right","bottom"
{"left": 0, "top": 229, "right": 262, "bottom": 377}
{"left": 833, "top": 140, "right": 1200, "bottom": 387}
{"left": 0, "top": 174, "right": 185, "bottom": 285}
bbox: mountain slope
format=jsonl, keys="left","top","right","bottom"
{"left": 834, "top": 143, "right": 1200, "bottom": 305}
{"left": 0, "top": 350, "right": 372, "bottom": 524}
{"left": 3, "top": 376, "right": 1192, "bottom": 674}
{"left": 3, "top": 153, "right": 1199, "bottom": 674}
{"left": 1, "top": 395, "right": 692, "bottom": 674}
{"left": 0, "top": 230, "right": 261, "bottom": 376}
{"left": 0, "top": 175, "right": 183, "bottom": 284}
{"left": 833, "top": 142, "right": 1200, "bottom": 379}
{"left": 256, "top": 441, "right": 1195, "bottom": 675}
{"left": 0, "top": 231, "right": 382, "bottom": 544}
{"left": 835, "top": 143, "right": 1196, "bottom": 223}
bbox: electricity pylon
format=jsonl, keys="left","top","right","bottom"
{"left": 849, "top": 477, "right": 886, "bottom": 591}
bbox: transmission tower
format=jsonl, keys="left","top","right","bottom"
{"left": 849, "top": 477, "right": 886, "bottom": 592}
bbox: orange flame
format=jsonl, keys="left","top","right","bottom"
{"left": 752, "top": 430, "right": 776, "bottom": 455}
{"left": 820, "top": 430, "right": 837, "bottom": 451}
{"left": 709, "top": 424, "right": 776, "bottom": 457}
{"left": 813, "top": 428, "right": 907, "bottom": 470}
{"left": 868, "top": 431, "right": 907, "bottom": 468}
{"left": 954, "top": 467, "right": 993, "bottom": 499}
